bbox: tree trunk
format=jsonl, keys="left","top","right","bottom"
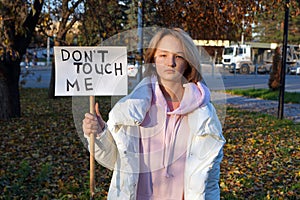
{"left": 48, "top": 59, "right": 56, "bottom": 99}
{"left": 0, "top": 61, "right": 21, "bottom": 119}
{"left": 48, "top": 40, "right": 60, "bottom": 99}
{"left": 268, "top": 47, "right": 282, "bottom": 91}
{"left": 0, "top": 76, "right": 11, "bottom": 120}
{"left": 7, "top": 62, "right": 21, "bottom": 118}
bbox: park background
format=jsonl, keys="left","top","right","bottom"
{"left": 0, "top": 0, "right": 300, "bottom": 199}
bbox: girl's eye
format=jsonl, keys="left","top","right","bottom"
{"left": 159, "top": 54, "right": 167, "bottom": 57}
{"left": 176, "top": 55, "right": 184, "bottom": 60}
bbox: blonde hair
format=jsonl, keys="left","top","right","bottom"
{"left": 144, "top": 28, "right": 202, "bottom": 83}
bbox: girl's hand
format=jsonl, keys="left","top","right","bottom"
{"left": 82, "top": 102, "right": 105, "bottom": 137}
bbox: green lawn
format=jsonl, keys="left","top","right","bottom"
{"left": 226, "top": 88, "right": 300, "bottom": 104}
{"left": 0, "top": 88, "right": 299, "bottom": 199}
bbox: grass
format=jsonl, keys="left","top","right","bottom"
{"left": 0, "top": 88, "right": 299, "bottom": 199}
{"left": 226, "top": 88, "right": 300, "bottom": 104}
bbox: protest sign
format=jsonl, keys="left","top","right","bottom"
{"left": 54, "top": 46, "right": 128, "bottom": 96}
{"left": 54, "top": 46, "right": 128, "bottom": 198}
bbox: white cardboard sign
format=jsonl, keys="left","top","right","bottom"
{"left": 54, "top": 46, "right": 128, "bottom": 96}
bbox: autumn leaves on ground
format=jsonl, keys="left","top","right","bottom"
{"left": 0, "top": 88, "right": 299, "bottom": 199}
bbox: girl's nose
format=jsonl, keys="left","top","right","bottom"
{"left": 165, "top": 55, "right": 176, "bottom": 67}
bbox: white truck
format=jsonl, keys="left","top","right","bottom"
{"left": 222, "top": 43, "right": 300, "bottom": 74}
{"left": 221, "top": 44, "right": 256, "bottom": 74}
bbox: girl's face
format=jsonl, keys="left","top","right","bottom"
{"left": 154, "top": 35, "right": 188, "bottom": 84}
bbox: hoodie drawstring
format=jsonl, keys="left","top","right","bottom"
{"left": 163, "top": 113, "right": 183, "bottom": 178}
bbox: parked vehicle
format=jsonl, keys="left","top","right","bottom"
{"left": 288, "top": 62, "right": 300, "bottom": 75}
{"left": 257, "top": 63, "right": 272, "bottom": 74}
{"left": 222, "top": 44, "right": 253, "bottom": 73}
{"left": 222, "top": 43, "right": 300, "bottom": 74}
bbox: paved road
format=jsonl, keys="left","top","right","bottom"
{"left": 20, "top": 66, "right": 300, "bottom": 92}
{"left": 203, "top": 66, "right": 300, "bottom": 92}
{"left": 220, "top": 74, "right": 300, "bottom": 92}
{"left": 20, "top": 67, "right": 51, "bottom": 88}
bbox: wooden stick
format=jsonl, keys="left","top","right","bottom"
{"left": 89, "top": 96, "right": 95, "bottom": 199}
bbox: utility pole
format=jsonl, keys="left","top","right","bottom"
{"left": 137, "top": 0, "right": 144, "bottom": 81}
{"left": 47, "top": 0, "right": 51, "bottom": 68}
{"left": 278, "top": 0, "right": 290, "bottom": 119}
{"left": 241, "top": 19, "right": 245, "bottom": 45}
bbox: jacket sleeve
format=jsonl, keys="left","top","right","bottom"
{"left": 186, "top": 102, "right": 225, "bottom": 199}
{"left": 204, "top": 103, "right": 224, "bottom": 199}
{"left": 205, "top": 148, "right": 223, "bottom": 200}
{"left": 85, "top": 125, "right": 118, "bottom": 170}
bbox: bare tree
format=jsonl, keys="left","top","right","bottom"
{"left": 0, "top": 0, "right": 44, "bottom": 120}
{"left": 46, "top": 0, "right": 85, "bottom": 98}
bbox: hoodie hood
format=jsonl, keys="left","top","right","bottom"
{"left": 169, "top": 81, "right": 210, "bottom": 115}
{"left": 152, "top": 75, "right": 211, "bottom": 116}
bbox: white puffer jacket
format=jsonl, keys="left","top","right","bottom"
{"left": 86, "top": 77, "right": 225, "bottom": 200}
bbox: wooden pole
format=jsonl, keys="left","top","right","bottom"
{"left": 278, "top": 0, "right": 290, "bottom": 119}
{"left": 89, "top": 96, "right": 95, "bottom": 199}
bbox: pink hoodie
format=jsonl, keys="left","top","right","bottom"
{"left": 137, "top": 76, "right": 210, "bottom": 200}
